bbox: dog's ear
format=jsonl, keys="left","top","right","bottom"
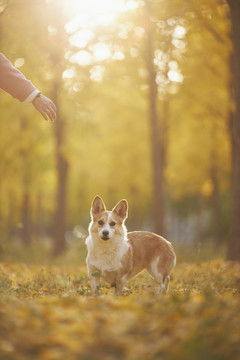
{"left": 112, "top": 199, "right": 128, "bottom": 221}
{"left": 91, "top": 195, "right": 106, "bottom": 217}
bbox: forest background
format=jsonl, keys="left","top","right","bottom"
{"left": 0, "top": 0, "right": 239, "bottom": 262}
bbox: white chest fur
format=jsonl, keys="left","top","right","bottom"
{"left": 86, "top": 235, "right": 129, "bottom": 273}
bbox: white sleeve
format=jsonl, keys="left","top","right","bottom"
{"left": 22, "top": 89, "right": 40, "bottom": 104}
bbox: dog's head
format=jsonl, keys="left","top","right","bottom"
{"left": 89, "top": 195, "right": 128, "bottom": 241}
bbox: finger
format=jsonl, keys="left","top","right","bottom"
{"left": 41, "top": 106, "right": 54, "bottom": 121}
{"left": 46, "top": 106, "right": 56, "bottom": 121}
{"left": 50, "top": 103, "right": 57, "bottom": 116}
{"left": 40, "top": 109, "right": 49, "bottom": 121}
{"left": 50, "top": 107, "right": 57, "bottom": 121}
{"left": 50, "top": 100, "right": 57, "bottom": 112}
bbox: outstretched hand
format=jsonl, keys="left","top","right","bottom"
{"left": 32, "top": 94, "right": 56, "bottom": 122}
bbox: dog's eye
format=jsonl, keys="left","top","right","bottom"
{"left": 98, "top": 220, "right": 104, "bottom": 226}
{"left": 110, "top": 221, "right": 116, "bottom": 227}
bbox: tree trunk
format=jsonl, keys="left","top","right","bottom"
{"left": 144, "top": 0, "right": 164, "bottom": 235}
{"left": 6, "top": 193, "right": 14, "bottom": 238}
{"left": 35, "top": 192, "right": 45, "bottom": 242}
{"left": 21, "top": 190, "right": 31, "bottom": 246}
{"left": 52, "top": 84, "right": 69, "bottom": 256}
{"left": 210, "top": 158, "right": 222, "bottom": 244}
{"left": 19, "top": 117, "right": 32, "bottom": 246}
{"left": 227, "top": 0, "right": 240, "bottom": 260}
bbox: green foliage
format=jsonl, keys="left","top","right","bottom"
{"left": 0, "top": 260, "right": 239, "bottom": 359}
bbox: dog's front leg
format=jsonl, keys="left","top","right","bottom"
{"left": 90, "top": 276, "right": 101, "bottom": 296}
{"left": 115, "top": 274, "right": 127, "bottom": 296}
{"left": 88, "top": 267, "right": 101, "bottom": 296}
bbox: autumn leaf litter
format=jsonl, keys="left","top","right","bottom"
{"left": 0, "top": 260, "right": 240, "bottom": 360}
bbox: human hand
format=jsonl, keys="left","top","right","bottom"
{"left": 32, "top": 93, "right": 56, "bottom": 121}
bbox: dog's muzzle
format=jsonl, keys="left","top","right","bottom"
{"left": 101, "top": 236, "right": 110, "bottom": 241}
{"left": 101, "top": 230, "right": 110, "bottom": 241}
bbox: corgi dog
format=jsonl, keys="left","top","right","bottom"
{"left": 86, "top": 196, "right": 176, "bottom": 296}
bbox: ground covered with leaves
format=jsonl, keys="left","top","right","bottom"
{"left": 0, "top": 259, "right": 240, "bottom": 360}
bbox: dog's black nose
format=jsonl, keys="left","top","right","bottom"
{"left": 102, "top": 230, "right": 109, "bottom": 236}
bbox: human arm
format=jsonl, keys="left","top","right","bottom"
{"left": 0, "top": 52, "right": 56, "bottom": 121}
{"left": 0, "top": 52, "right": 36, "bottom": 102}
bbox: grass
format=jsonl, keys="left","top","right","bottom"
{"left": 0, "top": 257, "right": 240, "bottom": 360}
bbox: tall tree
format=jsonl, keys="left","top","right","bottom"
{"left": 226, "top": 0, "right": 240, "bottom": 261}
{"left": 52, "top": 81, "right": 69, "bottom": 256}
{"left": 47, "top": 1, "right": 69, "bottom": 255}
{"left": 143, "top": 0, "right": 164, "bottom": 235}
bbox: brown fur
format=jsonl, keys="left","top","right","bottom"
{"left": 127, "top": 231, "right": 176, "bottom": 280}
